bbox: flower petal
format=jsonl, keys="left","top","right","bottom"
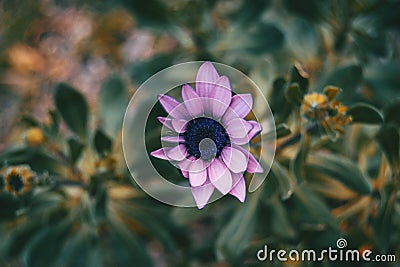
{"left": 158, "top": 95, "right": 188, "bottom": 119}
{"left": 161, "top": 135, "right": 183, "bottom": 143}
{"left": 182, "top": 84, "right": 204, "bottom": 116}
{"left": 166, "top": 144, "right": 187, "bottom": 161}
{"left": 235, "top": 146, "right": 264, "bottom": 173}
{"left": 196, "top": 62, "right": 219, "bottom": 98}
{"left": 188, "top": 159, "right": 207, "bottom": 187}
{"left": 221, "top": 146, "right": 247, "bottom": 173}
{"left": 158, "top": 94, "right": 180, "bottom": 114}
{"left": 231, "top": 94, "right": 253, "bottom": 117}
{"left": 172, "top": 119, "right": 187, "bottom": 133}
{"left": 207, "top": 159, "right": 232, "bottom": 195}
{"left": 225, "top": 118, "right": 253, "bottom": 139}
{"left": 229, "top": 175, "right": 246, "bottom": 202}
{"left": 157, "top": 116, "right": 174, "bottom": 130}
{"left": 247, "top": 120, "right": 262, "bottom": 140}
{"left": 181, "top": 169, "right": 189, "bottom": 178}
{"left": 191, "top": 181, "right": 215, "bottom": 209}
{"left": 209, "top": 76, "right": 232, "bottom": 118}
{"left": 150, "top": 148, "right": 170, "bottom": 160}
{"left": 230, "top": 120, "right": 262, "bottom": 145}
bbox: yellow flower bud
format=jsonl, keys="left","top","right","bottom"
{"left": 25, "top": 127, "right": 45, "bottom": 147}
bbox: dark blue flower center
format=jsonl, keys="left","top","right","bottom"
{"left": 182, "top": 117, "right": 230, "bottom": 161}
{"left": 8, "top": 174, "right": 23, "bottom": 192}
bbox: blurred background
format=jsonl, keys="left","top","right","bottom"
{"left": 0, "top": 0, "right": 399, "bottom": 266}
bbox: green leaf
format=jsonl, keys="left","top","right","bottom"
{"left": 275, "top": 123, "right": 291, "bottom": 139}
{"left": 375, "top": 125, "right": 400, "bottom": 176}
{"left": 25, "top": 219, "right": 72, "bottom": 267}
{"left": 54, "top": 83, "right": 88, "bottom": 139}
{"left": 0, "top": 193, "right": 21, "bottom": 220}
{"left": 383, "top": 99, "right": 400, "bottom": 126}
{"left": 93, "top": 129, "right": 112, "bottom": 157}
{"left": 216, "top": 189, "right": 261, "bottom": 263}
{"left": 244, "top": 23, "right": 285, "bottom": 54}
{"left": 285, "top": 83, "right": 304, "bottom": 105}
{"left": 269, "top": 77, "right": 292, "bottom": 123}
{"left": 59, "top": 228, "right": 97, "bottom": 267}
{"left": 268, "top": 195, "right": 297, "bottom": 240}
{"left": 94, "top": 183, "right": 108, "bottom": 220}
{"left": 320, "top": 65, "right": 363, "bottom": 101}
{"left": 264, "top": 123, "right": 291, "bottom": 140}
{"left": 20, "top": 115, "right": 40, "bottom": 127}
{"left": 290, "top": 132, "right": 310, "bottom": 182}
{"left": 127, "top": 53, "right": 177, "bottom": 85}
{"left": 67, "top": 137, "right": 85, "bottom": 165}
{"left": 107, "top": 218, "right": 153, "bottom": 267}
{"left": 122, "top": 0, "right": 169, "bottom": 27}
{"left": 307, "top": 153, "right": 372, "bottom": 195}
{"left": 229, "top": 0, "right": 271, "bottom": 26}
{"left": 3, "top": 219, "right": 43, "bottom": 259}
{"left": 347, "top": 103, "right": 383, "bottom": 124}
{"left": 0, "top": 147, "right": 65, "bottom": 174}
{"left": 120, "top": 207, "right": 177, "bottom": 252}
{"left": 291, "top": 184, "right": 338, "bottom": 229}
{"left": 99, "top": 75, "right": 128, "bottom": 137}
{"left": 372, "top": 191, "right": 396, "bottom": 253}
{"left": 270, "top": 161, "right": 294, "bottom": 200}
{"left": 290, "top": 65, "right": 309, "bottom": 93}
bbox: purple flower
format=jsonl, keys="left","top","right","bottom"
{"left": 151, "top": 62, "right": 264, "bottom": 209}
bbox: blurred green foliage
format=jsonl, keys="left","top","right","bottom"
{"left": 0, "top": 0, "right": 400, "bottom": 266}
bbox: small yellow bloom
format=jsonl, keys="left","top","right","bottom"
{"left": 25, "top": 127, "right": 45, "bottom": 147}
{"left": 301, "top": 88, "right": 352, "bottom": 137}
{"left": 4, "top": 165, "right": 35, "bottom": 195}
{"left": 301, "top": 93, "right": 329, "bottom": 120}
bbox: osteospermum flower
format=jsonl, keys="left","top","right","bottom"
{"left": 151, "top": 62, "right": 264, "bottom": 209}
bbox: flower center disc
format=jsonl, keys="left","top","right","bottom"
{"left": 9, "top": 174, "right": 24, "bottom": 191}
{"left": 182, "top": 117, "right": 230, "bottom": 161}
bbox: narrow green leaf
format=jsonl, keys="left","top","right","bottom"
{"left": 93, "top": 129, "right": 112, "bottom": 157}
{"left": 347, "top": 103, "right": 383, "bottom": 124}
{"left": 68, "top": 137, "right": 85, "bottom": 165}
{"left": 269, "top": 195, "right": 297, "bottom": 240}
{"left": 285, "top": 83, "right": 304, "bottom": 105}
{"left": 54, "top": 83, "right": 88, "bottom": 139}
{"left": 265, "top": 123, "right": 291, "bottom": 140}
{"left": 216, "top": 189, "right": 261, "bottom": 262}
{"left": 271, "top": 161, "right": 294, "bottom": 200}
{"left": 383, "top": 99, "right": 400, "bottom": 126}
{"left": 290, "top": 65, "right": 309, "bottom": 93}
{"left": 0, "top": 193, "right": 21, "bottom": 220}
{"left": 25, "top": 219, "right": 72, "bottom": 267}
{"left": 290, "top": 132, "right": 311, "bottom": 182}
{"left": 292, "top": 184, "right": 338, "bottom": 229}
{"left": 307, "top": 153, "right": 372, "bottom": 195}
{"left": 375, "top": 125, "right": 400, "bottom": 176}
{"left": 107, "top": 218, "right": 153, "bottom": 266}
{"left": 0, "top": 147, "right": 64, "bottom": 174}
{"left": 3, "top": 219, "right": 43, "bottom": 259}
{"left": 372, "top": 191, "right": 396, "bottom": 253}
{"left": 99, "top": 75, "right": 128, "bottom": 137}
